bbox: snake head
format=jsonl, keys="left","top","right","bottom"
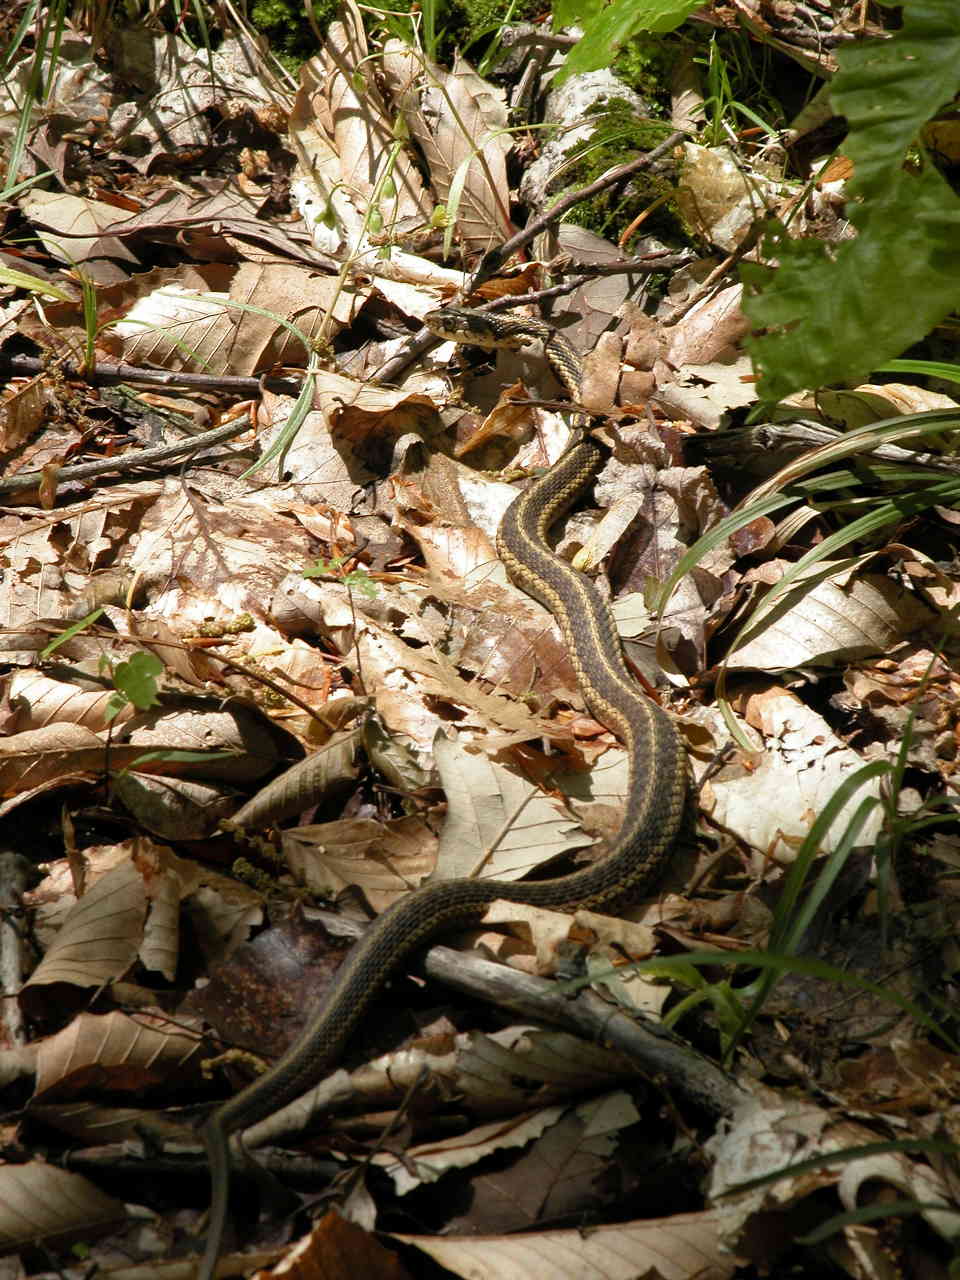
{"left": 424, "top": 307, "right": 537, "bottom": 352}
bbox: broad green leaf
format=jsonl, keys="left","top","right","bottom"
{"left": 832, "top": 0, "right": 960, "bottom": 198}
{"left": 745, "top": 166, "right": 960, "bottom": 398}
{"left": 744, "top": 0, "right": 960, "bottom": 399}
{"left": 553, "top": 0, "right": 702, "bottom": 83}
{"left": 112, "top": 652, "right": 163, "bottom": 710}
{"left": 553, "top": 0, "right": 604, "bottom": 23}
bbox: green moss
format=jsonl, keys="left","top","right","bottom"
{"left": 434, "top": 0, "right": 540, "bottom": 64}
{"left": 613, "top": 32, "right": 680, "bottom": 108}
{"left": 249, "top": 0, "right": 336, "bottom": 69}
{"left": 558, "top": 108, "right": 684, "bottom": 242}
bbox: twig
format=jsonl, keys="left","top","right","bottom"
{"left": 306, "top": 909, "right": 747, "bottom": 1121}
{"left": 0, "top": 415, "right": 255, "bottom": 495}
{"left": 660, "top": 226, "right": 760, "bottom": 326}
{"left": 0, "top": 352, "right": 302, "bottom": 397}
{"left": 473, "top": 129, "right": 687, "bottom": 286}
{"left": 484, "top": 253, "right": 696, "bottom": 311}
{"left": 372, "top": 135, "right": 688, "bottom": 388}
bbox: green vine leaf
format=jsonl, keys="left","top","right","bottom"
{"left": 552, "top": 0, "right": 702, "bottom": 84}
{"left": 744, "top": 0, "right": 960, "bottom": 400}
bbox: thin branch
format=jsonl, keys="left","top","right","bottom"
{"left": 0, "top": 415, "right": 255, "bottom": 496}
{"left": 307, "top": 909, "right": 748, "bottom": 1121}
{"left": 372, "top": 132, "right": 688, "bottom": 386}
{"left": 473, "top": 129, "right": 687, "bottom": 286}
{"left": 0, "top": 353, "right": 303, "bottom": 397}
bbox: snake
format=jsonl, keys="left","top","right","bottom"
{"left": 197, "top": 307, "right": 688, "bottom": 1280}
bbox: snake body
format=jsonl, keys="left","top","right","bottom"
{"left": 198, "top": 308, "right": 688, "bottom": 1280}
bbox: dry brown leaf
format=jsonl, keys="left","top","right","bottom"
{"left": 383, "top": 44, "right": 512, "bottom": 253}
{"left": 118, "top": 705, "right": 284, "bottom": 782}
{"left": 0, "top": 373, "right": 53, "bottom": 452}
{"left": 665, "top": 283, "right": 750, "bottom": 366}
{"left": 708, "top": 1095, "right": 957, "bottom": 1246}
{"left": 125, "top": 483, "right": 315, "bottom": 624}
{"left": 283, "top": 1211, "right": 413, "bottom": 1280}
{"left": 703, "top": 690, "right": 883, "bottom": 867}
{"left": 19, "top": 190, "right": 138, "bottom": 283}
{"left": 114, "top": 771, "right": 237, "bottom": 842}
{"left": 393, "top": 1208, "right": 736, "bottom": 1279}
{"left": 33, "top": 1010, "right": 204, "bottom": 1099}
{"left": 436, "top": 1093, "right": 647, "bottom": 1235}
{"left": 432, "top": 734, "right": 591, "bottom": 884}
{"left": 282, "top": 814, "right": 438, "bottom": 912}
{"left": 728, "top": 559, "right": 937, "bottom": 671}
{"left": 231, "top": 730, "right": 360, "bottom": 830}
{"left": 0, "top": 722, "right": 106, "bottom": 794}
{"left": 113, "top": 262, "right": 368, "bottom": 375}
{"left": 21, "top": 856, "right": 147, "bottom": 1000}
{"left": 0, "top": 1163, "right": 125, "bottom": 1251}
{"left": 6, "top": 670, "right": 128, "bottom": 733}
{"left": 677, "top": 142, "right": 784, "bottom": 251}
{"left": 376, "top": 1100, "right": 573, "bottom": 1192}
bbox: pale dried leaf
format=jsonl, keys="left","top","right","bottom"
{"left": 386, "top": 47, "right": 511, "bottom": 252}
{"left": 288, "top": 10, "right": 431, "bottom": 264}
{"left": 23, "top": 859, "right": 146, "bottom": 994}
{"left": 705, "top": 1098, "right": 955, "bottom": 1250}
{"left": 0, "top": 1163, "right": 125, "bottom": 1250}
{"left": 677, "top": 142, "right": 785, "bottom": 251}
{"left": 0, "top": 722, "right": 106, "bottom": 794}
{"left": 453, "top": 1026, "right": 639, "bottom": 1113}
{"left": 261, "top": 1024, "right": 641, "bottom": 1137}
{"left": 19, "top": 190, "right": 137, "bottom": 280}
{"left": 836, "top": 1130, "right": 957, "bottom": 1240}
{"left": 112, "top": 263, "right": 368, "bottom": 376}
{"left": 34, "top": 1010, "right": 203, "bottom": 1097}
{"left": 7, "top": 670, "right": 124, "bottom": 733}
{"left": 728, "top": 562, "right": 936, "bottom": 671}
{"left": 282, "top": 814, "right": 437, "bottom": 911}
{"left": 138, "top": 841, "right": 201, "bottom": 980}
{"left": 231, "top": 730, "right": 360, "bottom": 829}
{"left": 817, "top": 382, "right": 959, "bottom": 428}
{"left": 112, "top": 771, "right": 238, "bottom": 841}
{"left": 314, "top": 7, "right": 427, "bottom": 222}
{"left": 113, "top": 283, "right": 236, "bottom": 373}
{"left": 433, "top": 734, "right": 591, "bottom": 884}
{"left": 119, "top": 706, "right": 281, "bottom": 782}
{"left": 351, "top": 614, "right": 561, "bottom": 750}
{"left": 665, "top": 284, "right": 750, "bottom": 366}
{"left": 703, "top": 691, "right": 883, "bottom": 867}
{"left": 393, "top": 1208, "right": 736, "bottom": 1279}
{"left": 480, "top": 900, "right": 658, "bottom": 985}
{"left": 0, "top": 373, "right": 52, "bottom": 451}
{"left": 374, "top": 1102, "right": 569, "bottom": 1193}
{"left": 124, "top": 484, "right": 315, "bottom": 625}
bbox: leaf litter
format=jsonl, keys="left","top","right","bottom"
{"left": 0, "top": 0, "right": 958, "bottom": 1277}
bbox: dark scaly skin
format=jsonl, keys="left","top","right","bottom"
{"left": 197, "top": 310, "right": 687, "bottom": 1280}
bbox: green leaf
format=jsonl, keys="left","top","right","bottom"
{"left": 745, "top": 167, "right": 960, "bottom": 398}
{"left": 832, "top": 0, "right": 960, "bottom": 198}
{"left": 743, "top": 0, "right": 960, "bottom": 399}
{"left": 112, "top": 652, "right": 163, "bottom": 711}
{"left": 553, "top": 0, "right": 702, "bottom": 84}
{"left": 553, "top": 0, "right": 604, "bottom": 24}
{"left": 40, "top": 608, "right": 104, "bottom": 658}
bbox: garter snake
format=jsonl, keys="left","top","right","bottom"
{"left": 198, "top": 307, "right": 688, "bottom": 1279}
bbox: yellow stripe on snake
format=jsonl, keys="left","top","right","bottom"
{"left": 198, "top": 307, "right": 688, "bottom": 1279}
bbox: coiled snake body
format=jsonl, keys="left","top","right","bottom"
{"left": 198, "top": 308, "right": 688, "bottom": 1279}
